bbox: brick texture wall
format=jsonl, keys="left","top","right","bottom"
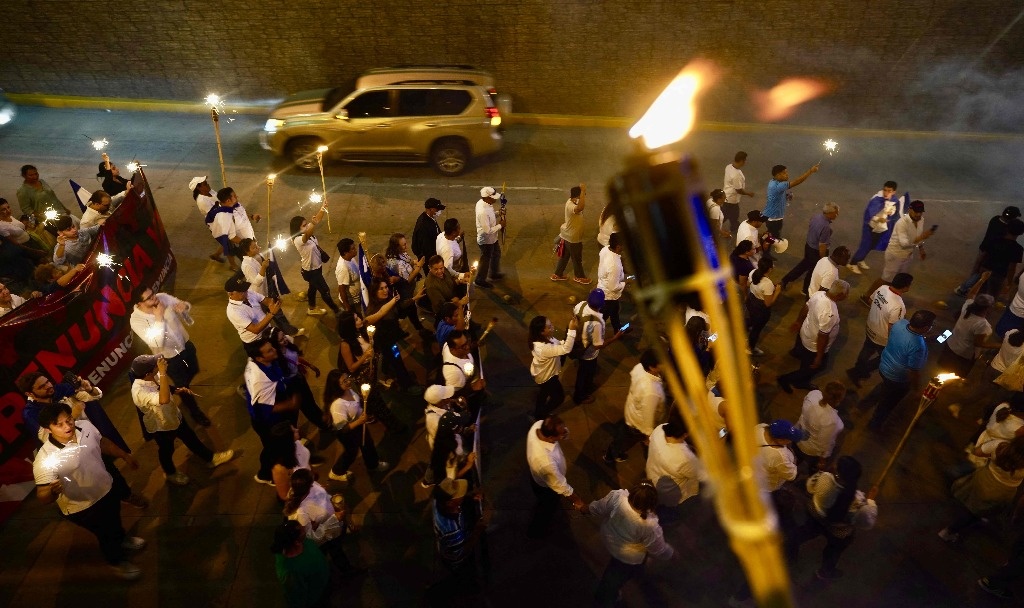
{"left": 2, "top": 1, "right": 1023, "bottom": 131}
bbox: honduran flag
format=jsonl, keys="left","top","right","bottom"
{"left": 69, "top": 180, "right": 90, "bottom": 212}
{"left": 357, "top": 243, "right": 374, "bottom": 313}
{"left": 266, "top": 248, "right": 291, "bottom": 297}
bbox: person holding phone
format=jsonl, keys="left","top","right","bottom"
{"left": 597, "top": 233, "right": 629, "bottom": 332}
{"left": 860, "top": 200, "right": 934, "bottom": 306}
{"left": 859, "top": 310, "right": 936, "bottom": 431}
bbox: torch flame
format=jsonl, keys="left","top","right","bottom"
{"left": 205, "top": 93, "right": 221, "bottom": 107}
{"left": 629, "top": 60, "right": 718, "bottom": 150}
{"left": 266, "top": 173, "right": 276, "bottom": 184}
{"left": 360, "top": 383, "right": 371, "bottom": 399}
{"left": 935, "top": 373, "right": 960, "bottom": 384}
{"left": 753, "top": 78, "right": 832, "bottom": 122}
{"left": 316, "top": 145, "right": 329, "bottom": 153}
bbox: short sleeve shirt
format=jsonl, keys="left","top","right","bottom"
{"left": 807, "top": 257, "right": 837, "bottom": 295}
{"left": 948, "top": 299, "right": 992, "bottom": 360}
{"left": 763, "top": 180, "right": 790, "bottom": 219}
{"left": 293, "top": 234, "right": 324, "bottom": 271}
{"left": 748, "top": 271, "right": 775, "bottom": 301}
{"left": 866, "top": 286, "right": 906, "bottom": 345}
{"left": 800, "top": 291, "right": 839, "bottom": 352}
{"left": 879, "top": 320, "right": 928, "bottom": 382}
{"left": 559, "top": 198, "right": 585, "bottom": 243}
{"left": 226, "top": 291, "right": 267, "bottom": 343}
{"left": 723, "top": 164, "right": 745, "bottom": 204}
{"left": 33, "top": 421, "right": 112, "bottom": 515}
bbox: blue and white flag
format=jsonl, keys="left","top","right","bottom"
{"left": 357, "top": 243, "right": 373, "bottom": 313}
{"left": 69, "top": 180, "right": 90, "bottom": 212}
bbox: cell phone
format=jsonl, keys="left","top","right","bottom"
{"left": 626, "top": 275, "right": 636, "bottom": 281}
{"left": 936, "top": 329, "right": 952, "bottom": 343}
{"left": 931, "top": 224, "right": 939, "bottom": 232}
{"left": 707, "top": 332, "right": 718, "bottom": 342}
{"left": 620, "top": 322, "right": 631, "bottom": 331}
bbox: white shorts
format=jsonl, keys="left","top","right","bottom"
{"left": 882, "top": 250, "right": 914, "bottom": 282}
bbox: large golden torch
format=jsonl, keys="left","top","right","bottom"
{"left": 607, "top": 60, "right": 794, "bottom": 607}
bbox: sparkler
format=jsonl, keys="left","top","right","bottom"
{"left": 125, "top": 161, "right": 144, "bottom": 174}
{"left": 95, "top": 252, "right": 119, "bottom": 269}
{"left": 462, "top": 362, "right": 474, "bottom": 378}
{"left": 43, "top": 208, "right": 59, "bottom": 224}
{"left": 42, "top": 444, "right": 85, "bottom": 486}
{"left": 818, "top": 138, "right": 839, "bottom": 163}
{"left": 274, "top": 235, "right": 288, "bottom": 252}
{"left": 315, "top": 145, "right": 331, "bottom": 232}
{"left": 206, "top": 93, "right": 228, "bottom": 187}
{"left": 87, "top": 137, "right": 109, "bottom": 151}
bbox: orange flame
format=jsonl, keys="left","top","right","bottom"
{"left": 630, "top": 60, "right": 718, "bottom": 150}
{"left": 753, "top": 78, "right": 832, "bottom": 122}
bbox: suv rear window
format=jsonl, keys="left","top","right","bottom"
{"left": 345, "top": 91, "right": 392, "bottom": 118}
{"left": 398, "top": 89, "right": 472, "bottom": 117}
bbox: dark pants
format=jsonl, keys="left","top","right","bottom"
{"left": 554, "top": 241, "right": 585, "bottom": 278}
{"left": 476, "top": 242, "right": 502, "bottom": 283}
{"left": 286, "top": 374, "right": 330, "bottom": 430}
{"left": 165, "top": 342, "right": 208, "bottom": 422}
{"left": 995, "top": 308, "right": 1024, "bottom": 339}
{"left": 606, "top": 421, "right": 647, "bottom": 461}
{"left": 745, "top": 297, "right": 771, "bottom": 350}
{"left": 398, "top": 303, "right": 425, "bottom": 331}
{"left": 153, "top": 422, "right": 213, "bottom": 474}
{"left": 381, "top": 343, "right": 415, "bottom": 388}
{"left": 766, "top": 218, "right": 784, "bottom": 238}
{"left": 331, "top": 427, "right": 380, "bottom": 474}
{"left": 781, "top": 244, "right": 823, "bottom": 293}
{"left": 534, "top": 375, "right": 565, "bottom": 419}
{"left": 65, "top": 489, "right": 126, "bottom": 565}
{"left": 785, "top": 512, "right": 855, "bottom": 573}
{"left": 573, "top": 358, "right": 598, "bottom": 402}
{"left": 778, "top": 343, "right": 829, "bottom": 389}
{"left": 862, "top": 375, "right": 911, "bottom": 430}
{"left": 104, "top": 455, "right": 132, "bottom": 500}
{"left": 251, "top": 417, "right": 279, "bottom": 481}
{"left": 602, "top": 299, "right": 622, "bottom": 333}
{"left": 594, "top": 557, "right": 645, "bottom": 608}
{"left": 722, "top": 202, "right": 741, "bottom": 233}
{"left": 852, "top": 229, "right": 883, "bottom": 264}
{"left": 527, "top": 478, "right": 561, "bottom": 538}
{"left": 301, "top": 266, "right": 339, "bottom": 311}
{"left": 849, "top": 336, "right": 885, "bottom": 380}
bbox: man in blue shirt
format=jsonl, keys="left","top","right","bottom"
{"left": 779, "top": 203, "right": 839, "bottom": 294}
{"left": 763, "top": 162, "right": 820, "bottom": 238}
{"left": 860, "top": 310, "right": 935, "bottom": 431}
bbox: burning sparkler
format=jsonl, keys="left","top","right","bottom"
{"left": 818, "top": 138, "right": 839, "bottom": 163}
{"left": 462, "top": 363, "right": 474, "bottom": 378}
{"left": 88, "top": 137, "right": 109, "bottom": 151}
{"left": 43, "top": 208, "right": 59, "bottom": 224}
{"left": 95, "top": 252, "right": 119, "bottom": 269}
{"left": 274, "top": 235, "right": 289, "bottom": 252}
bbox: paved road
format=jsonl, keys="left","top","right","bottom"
{"left": 1, "top": 106, "right": 1023, "bottom": 607}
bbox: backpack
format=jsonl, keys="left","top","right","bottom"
{"left": 567, "top": 301, "right": 597, "bottom": 360}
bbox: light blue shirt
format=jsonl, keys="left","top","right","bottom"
{"left": 763, "top": 179, "right": 790, "bottom": 219}
{"left": 879, "top": 319, "right": 928, "bottom": 383}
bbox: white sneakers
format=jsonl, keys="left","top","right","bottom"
{"left": 845, "top": 264, "right": 862, "bottom": 275}
{"left": 307, "top": 308, "right": 328, "bottom": 316}
{"left": 329, "top": 470, "right": 353, "bottom": 482}
{"left": 165, "top": 471, "right": 190, "bottom": 486}
{"left": 858, "top": 261, "right": 870, "bottom": 270}
{"left": 209, "top": 450, "right": 235, "bottom": 468}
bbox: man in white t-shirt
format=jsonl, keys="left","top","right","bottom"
{"left": 794, "top": 382, "right": 847, "bottom": 467}
{"left": 604, "top": 349, "right": 665, "bottom": 463}
{"left": 807, "top": 246, "right": 851, "bottom": 296}
{"left": 334, "top": 238, "right": 362, "bottom": 313}
{"left": 847, "top": 273, "right": 911, "bottom": 387}
{"left": 552, "top": 183, "right": 591, "bottom": 284}
{"left": 597, "top": 233, "right": 629, "bottom": 332}
{"left": 723, "top": 151, "right": 755, "bottom": 233}
{"left": 778, "top": 280, "right": 849, "bottom": 393}
{"left": 526, "top": 415, "right": 585, "bottom": 538}
{"left": 435, "top": 218, "right": 467, "bottom": 277}
{"left": 474, "top": 186, "right": 505, "bottom": 288}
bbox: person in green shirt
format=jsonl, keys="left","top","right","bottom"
{"left": 271, "top": 520, "right": 330, "bottom": 608}
{"left": 16, "top": 164, "right": 72, "bottom": 225}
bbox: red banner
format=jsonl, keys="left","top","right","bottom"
{"left": 0, "top": 171, "right": 175, "bottom": 485}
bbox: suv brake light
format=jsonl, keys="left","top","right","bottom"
{"left": 485, "top": 106, "right": 501, "bottom": 127}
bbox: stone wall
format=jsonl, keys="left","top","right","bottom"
{"left": 2, "top": 0, "right": 1023, "bottom": 131}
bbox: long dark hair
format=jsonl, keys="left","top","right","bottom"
{"left": 368, "top": 278, "right": 391, "bottom": 309}
{"left": 385, "top": 233, "right": 406, "bottom": 260}
{"left": 963, "top": 299, "right": 991, "bottom": 319}
{"left": 283, "top": 468, "right": 314, "bottom": 516}
{"left": 528, "top": 315, "right": 548, "bottom": 349}
{"left": 289, "top": 216, "right": 305, "bottom": 238}
{"left": 995, "top": 435, "right": 1024, "bottom": 475}
{"left": 824, "top": 455, "right": 862, "bottom": 523}
{"left": 336, "top": 311, "right": 365, "bottom": 357}
{"left": 751, "top": 255, "right": 775, "bottom": 285}
{"left": 322, "top": 368, "right": 349, "bottom": 409}
{"left": 237, "top": 237, "right": 256, "bottom": 260}
{"left": 268, "top": 421, "right": 298, "bottom": 471}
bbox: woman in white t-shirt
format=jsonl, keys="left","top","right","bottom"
{"left": 745, "top": 256, "right": 780, "bottom": 355}
{"left": 323, "top": 369, "right": 389, "bottom": 483}
{"left": 939, "top": 292, "right": 996, "bottom": 377}
{"left": 941, "top": 436, "right": 1024, "bottom": 542}
{"left": 290, "top": 210, "right": 340, "bottom": 316}
{"left": 528, "top": 315, "right": 578, "bottom": 420}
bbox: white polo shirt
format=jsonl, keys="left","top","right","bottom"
{"left": 33, "top": 421, "right": 112, "bottom": 515}
{"left": 226, "top": 291, "right": 267, "bottom": 343}
{"left": 530, "top": 332, "right": 576, "bottom": 384}
{"left": 435, "top": 233, "right": 463, "bottom": 276}
{"left": 130, "top": 293, "right": 190, "bottom": 358}
{"left": 724, "top": 163, "right": 746, "bottom": 205}
{"left": 808, "top": 257, "right": 838, "bottom": 295}
{"left": 754, "top": 423, "right": 797, "bottom": 492}
{"left": 329, "top": 394, "right": 362, "bottom": 429}
{"left": 131, "top": 378, "right": 183, "bottom": 433}
{"left": 795, "top": 390, "right": 845, "bottom": 458}
{"left": 623, "top": 363, "right": 666, "bottom": 436}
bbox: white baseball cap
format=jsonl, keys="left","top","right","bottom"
{"left": 480, "top": 186, "right": 499, "bottom": 199}
{"left": 188, "top": 176, "right": 208, "bottom": 191}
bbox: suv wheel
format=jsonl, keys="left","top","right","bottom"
{"left": 287, "top": 137, "right": 325, "bottom": 171}
{"left": 431, "top": 139, "right": 469, "bottom": 176}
